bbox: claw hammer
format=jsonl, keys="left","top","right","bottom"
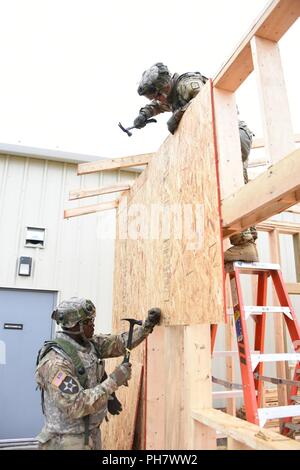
{"left": 118, "top": 119, "right": 157, "bottom": 137}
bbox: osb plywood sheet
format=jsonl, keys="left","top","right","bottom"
{"left": 113, "top": 81, "right": 224, "bottom": 326}
{"left": 102, "top": 362, "right": 143, "bottom": 450}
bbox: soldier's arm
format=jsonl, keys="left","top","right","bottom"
{"left": 167, "top": 77, "right": 205, "bottom": 134}
{"left": 94, "top": 323, "right": 154, "bottom": 359}
{"left": 139, "top": 100, "right": 170, "bottom": 119}
{"left": 39, "top": 353, "right": 118, "bottom": 419}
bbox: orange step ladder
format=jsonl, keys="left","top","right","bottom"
{"left": 211, "top": 261, "right": 300, "bottom": 436}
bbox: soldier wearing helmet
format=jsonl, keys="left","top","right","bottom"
{"left": 134, "top": 62, "right": 258, "bottom": 264}
{"left": 35, "top": 297, "right": 161, "bottom": 450}
{"left": 134, "top": 62, "right": 208, "bottom": 135}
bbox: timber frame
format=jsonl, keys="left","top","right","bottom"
{"left": 65, "top": 0, "right": 300, "bottom": 450}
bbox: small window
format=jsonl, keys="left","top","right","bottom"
{"left": 25, "top": 227, "right": 45, "bottom": 248}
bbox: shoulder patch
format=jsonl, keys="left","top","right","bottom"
{"left": 191, "top": 81, "right": 200, "bottom": 89}
{"left": 58, "top": 376, "right": 79, "bottom": 395}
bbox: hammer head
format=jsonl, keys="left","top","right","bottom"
{"left": 118, "top": 122, "right": 132, "bottom": 137}
{"left": 121, "top": 318, "right": 142, "bottom": 327}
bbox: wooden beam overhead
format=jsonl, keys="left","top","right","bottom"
{"left": 64, "top": 200, "right": 118, "bottom": 219}
{"left": 192, "top": 408, "right": 300, "bottom": 450}
{"left": 222, "top": 148, "right": 300, "bottom": 237}
{"left": 213, "top": 0, "right": 300, "bottom": 91}
{"left": 69, "top": 183, "right": 131, "bottom": 200}
{"left": 77, "top": 153, "right": 153, "bottom": 175}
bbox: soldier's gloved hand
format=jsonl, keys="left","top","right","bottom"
{"left": 144, "top": 307, "right": 161, "bottom": 331}
{"left": 134, "top": 113, "right": 147, "bottom": 129}
{"left": 109, "top": 362, "right": 132, "bottom": 386}
{"left": 167, "top": 114, "right": 179, "bottom": 134}
{"left": 107, "top": 392, "right": 123, "bottom": 415}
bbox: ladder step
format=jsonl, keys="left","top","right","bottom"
{"left": 251, "top": 353, "right": 300, "bottom": 371}
{"left": 233, "top": 261, "right": 281, "bottom": 273}
{"left": 244, "top": 306, "right": 292, "bottom": 320}
{"left": 284, "top": 422, "right": 300, "bottom": 432}
{"left": 291, "top": 396, "right": 300, "bottom": 404}
{"left": 258, "top": 405, "right": 300, "bottom": 427}
{"left": 212, "top": 390, "right": 245, "bottom": 399}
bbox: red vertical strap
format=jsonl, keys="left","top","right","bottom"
{"left": 210, "top": 324, "right": 218, "bottom": 354}
{"left": 231, "top": 268, "right": 259, "bottom": 424}
{"left": 254, "top": 272, "right": 268, "bottom": 406}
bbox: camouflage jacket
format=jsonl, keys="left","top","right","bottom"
{"left": 139, "top": 72, "right": 207, "bottom": 125}
{"left": 35, "top": 324, "right": 151, "bottom": 441}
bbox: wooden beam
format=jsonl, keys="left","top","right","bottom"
{"left": 258, "top": 219, "right": 300, "bottom": 234}
{"left": 77, "top": 153, "right": 153, "bottom": 175}
{"left": 252, "top": 134, "right": 300, "bottom": 149}
{"left": 286, "top": 283, "right": 300, "bottom": 295}
{"left": 192, "top": 408, "right": 300, "bottom": 450}
{"left": 64, "top": 200, "right": 118, "bottom": 219}
{"left": 222, "top": 148, "right": 300, "bottom": 237}
{"left": 269, "top": 229, "right": 288, "bottom": 406}
{"left": 213, "top": 0, "right": 300, "bottom": 91}
{"left": 69, "top": 183, "right": 131, "bottom": 200}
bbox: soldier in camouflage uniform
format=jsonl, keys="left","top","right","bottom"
{"left": 35, "top": 297, "right": 161, "bottom": 450}
{"left": 133, "top": 62, "right": 258, "bottom": 263}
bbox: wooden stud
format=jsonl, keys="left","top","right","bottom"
{"left": 269, "top": 229, "right": 288, "bottom": 406}
{"left": 293, "top": 233, "right": 300, "bottom": 282}
{"left": 77, "top": 153, "right": 153, "bottom": 175}
{"left": 251, "top": 35, "right": 294, "bottom": 164}
{"left": 69, "top": 183, "right": 131, "bottom": 200}
{"left": 64, "top": 200, "right": 118, "bottom": 218}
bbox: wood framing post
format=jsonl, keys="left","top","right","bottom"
{"left": 269, "top": 229, "right": 288, "bottom": 405}
{"left": 185, "top": 325, "right": 216, "bottom": 450}
{"left": 251, "top": 35, "right": 295, "bottom": 164}
{"left": 213, "top": 88, "right": 244, "bottom": 200}
{"left": 293, "top": 233, "right": 300, "bottom": 283}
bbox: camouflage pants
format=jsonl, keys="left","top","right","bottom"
{"left": 39, "top": 428, "right": 101, "bottom": 450}
{"left": 230, "top": 127, "right": 257, "bottom": 246}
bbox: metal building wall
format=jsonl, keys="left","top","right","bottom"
{"left": 0, "top": 154, "right": 136, "bottom": 334}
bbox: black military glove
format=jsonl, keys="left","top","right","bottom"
{"left": 144, "top": 307, "right": 161, "bottom": 331}
{"left": 167, "top": 114, "right": 179, "bottom": 134}
{"left": 109, "top": 362, "right": 132, "bottom": 386}
{"left": 107, "top": 392, "right": 123, "bottom": 415}
{"left": 134, "top": 113, "right": 148, "bottom": 129}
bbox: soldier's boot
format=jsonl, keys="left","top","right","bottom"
{"left": 224, "top": 232, "right": 259, "bottom": 264}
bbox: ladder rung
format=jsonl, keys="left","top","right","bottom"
{"left": 212, "top": 390, "right": 245, "bottom": 399}
{"left": 258, "top": 405, "right": 300, "bottom": 427}
{"left": 284, "top": 422, "right": 300, "bottom": 432}
{"left": 233, "top": 261, "right": 281, "bottom": 272}
{"left": 251, "top": 353, "right": 300, "bottom": 371}
{"left": 244, "top": 306, "right": 292, "bottom": 320}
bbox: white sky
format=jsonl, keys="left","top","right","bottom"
{"left": 0, "top": 0, "right": 299, "bottom": 159}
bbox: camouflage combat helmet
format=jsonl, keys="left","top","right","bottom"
{"left": 51, "top": 297, "right": 96, "bottom": 328}
{"left": 137, "top": 62, "right": 171, "bottom": 97}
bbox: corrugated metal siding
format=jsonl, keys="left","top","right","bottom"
{"left": 0, "top": 155, "right": 136, "bottom": 334}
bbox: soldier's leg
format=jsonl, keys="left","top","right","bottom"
{"left": 39, "top": 433, "right": 92, "bottom": 450}
{"left": 224, "top": 126, "right": 258, "bottom": 263}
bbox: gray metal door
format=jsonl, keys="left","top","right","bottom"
{"left": 0, "top": 288, "right": 56, "bottom": 439}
